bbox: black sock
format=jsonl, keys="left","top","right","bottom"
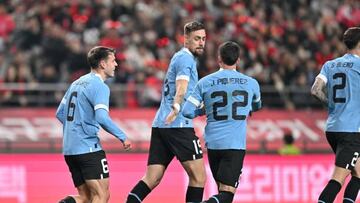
{"left": 343, "top": 176, "right": 360, "bottom": 203}
{"left": 318, "top": 179, "right": 342, "bottom": 203}
{"left": 186, "top": 186, "right": 204, "bottom": 202}
{"left": 59, "top": 196, "right": 75, "bottom": 203}
{"left": 126, "top": 180, "right": 152, "bottom": 203}
{"left": 205, "top": 191, "right": 234, "bottom": 203}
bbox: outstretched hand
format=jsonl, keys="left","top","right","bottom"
{"left": 122, "top": 140, "right": 131, "bottom": 151}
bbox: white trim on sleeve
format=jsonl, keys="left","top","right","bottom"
{"left": 316, "top": 74, "right": 328, "bottom": 84}
{"left": 176, "top": 75, "right": 190, "bottom": 81}
{"left": 187, "top": 96, "right": 201, "bottom": 107}
{"left": 94, "top": 104, "right": 109, "bottom": 111}
{"left": 61, "top": 98, "right": 67, "bottom": 105}
{"left": 253, "top": 96, "right": 261, "bottom": 103}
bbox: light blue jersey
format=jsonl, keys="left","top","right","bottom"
{"left": 152, "top": 48, "right": 198, "bottom": 128}
{"left": 56, "top": 72, "right": 127, "bottom": 155}
{"left": 182, "top": 69, "right": 261, "bottom": 150}
{"left": 318, "top": 53, "right": 360, "bottom": 132}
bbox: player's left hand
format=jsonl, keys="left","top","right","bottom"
{"left": 165, "top": 110, "right": 178, "bottom": 125}
{"left": 122, "top": 140, "right": 132, "bottom": 151}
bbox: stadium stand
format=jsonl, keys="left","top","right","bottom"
{"left": 1, "top": 0, "right": 359, "bottom": 108}
{"left": 0, "top": 0, "right": 359, "bottom": 153}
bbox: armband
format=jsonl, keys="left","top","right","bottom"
{"left": 172, "top": 103, "right": 181, "bottom": 113}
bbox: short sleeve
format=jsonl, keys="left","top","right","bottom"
{"left": 252, "top": 79, "right": 261, "bottom": 103}
{"left": 91, "top": 84, "right": 110, "bottom": 111}
{"left": 317, "top": 62, "right": 330, "bottom": 84}
{"left": 187, "top": 81, "right": 203, "bottom": 107}
{"left": 175, "top": 54, "right": 194, "bottom": 81}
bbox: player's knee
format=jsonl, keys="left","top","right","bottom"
{"left": 105, "top": 190, "right": 110, "bottom": 201}
{"left": 91, "top": 187, "right": 110, "bottom": 201}
{"left": 219, "top": 184, "right": 236, "bottom": 194}
{"left": 59, "top": 196, "right": 76, "bottom": 203}
{"left": 78, "top": 195, "right": 91, "bottom": 203}
{"left": 189, "top": 171, "right": 206, "bottom": 186}
{"left": 143, "top": 173, "right": 163, "bottom": 189}
{"left": 101, "top": 189, "right": 110, "bottom": 201}
{"left": 197, "top": 172, "right": 207, "bottom": 185}
{"left": 184, "top": 162, "right": 206, "bottom": 185}
{"left": 193, "top": 168, "right": 206, "bottom": 185}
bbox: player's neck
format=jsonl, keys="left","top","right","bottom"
{"left": 91, "top": 69, "right": 106, "bottom": 81}
{"left": 348, "top": 49, "right": 360, "bottom": 58}
{"left": 220, "top": 64, "right": 236, "bottom": 70}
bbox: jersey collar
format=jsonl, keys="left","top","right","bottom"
{"left": 347, "top": 53, "right": 360, "bottom": 58}
{"left": 353, "top": 54, "right": 360, "bottom": 58}
{"left": 219, "top": 67, "right": 236, "bottom": 71}
{"left": 91, "top": 72, "right": 105, "bottom": 82}
{"left": 183, "top": 47, "right": 194, "bottom": 58}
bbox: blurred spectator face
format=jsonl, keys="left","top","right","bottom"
{"left": 5, "top": 65, "right": 16, "bottom": 82}
{"left": 185, "top": 29, "right": 206, "bottom": 57}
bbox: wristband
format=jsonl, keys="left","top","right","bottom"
{"left": 172, "top": 103, "right": 181, "bottom": 113}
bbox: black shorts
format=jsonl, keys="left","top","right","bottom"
{"left": 64, "top": 150, "right": 109, "bottom": 187}
{"left": 326, "top": 132, "right": 360, "bottom": 170}
{"left": 208, "top": 149, "right": 246, "bottom": 188}
{"left": 148, "top": 127, "right": 203, "bottom": 166}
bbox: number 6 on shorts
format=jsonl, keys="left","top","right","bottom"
{"left": 101, "top": 158, "right": 109, "bottom": 173}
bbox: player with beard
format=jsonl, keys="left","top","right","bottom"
{"left": 126, "top": 21, "right": 207, "bottom": 203}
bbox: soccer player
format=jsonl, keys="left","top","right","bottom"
{"left": 56, "top": 46, "right": 131, "bottom": 203}
{"left": 311, "top": 27, "right": 360, "bottom": 203}
{"left": 182, "top": 41, "right": 262, "bottom": 203}
{"left": 126, "top": 21, "right": 207, "bottom": 203}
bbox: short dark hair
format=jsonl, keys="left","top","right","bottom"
{"left": 87, "top": 46, "right": 115, "bottom": 69}
{"left": 283, "top": 133, "right": 294, "bottom": 145}
{"left": 219, "top": 41, "right": 240, "bottom": 65}
{"left": 184, "top": 21, "right": 205, "bottom": 35}
{"left": 343, "top": 27, "right": 360, "bottom": 50}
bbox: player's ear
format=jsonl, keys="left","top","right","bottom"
{"left": 236, "top": 58, "right": 240, "bottom": 65}
{"left": 217, "top": 55, "right": 222, "bottom": 65}
{"left": 99, "top": 60, "right": 106, "bottom": 69}
{"left": 184, "top": 34, "right": 189, "bottom": 46}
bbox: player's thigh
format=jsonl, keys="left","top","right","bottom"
{"left": 147, "top": 127, "right": 174, "bottom": 167}
{"left": 350, "top": 135, "right": 360, "bottom": 177}
{"left": 207, "top": 149, "right": 222, "bottom": 182}
{"left": 77, "top": 150, "right": 110, "bottom": 182}
{"left": 351, "top": 157, "right": 360, "bottom": 178}
{"left": 216, "top": 149, "right": 246, "bottom": 188}
{"left": 326, "top": 132, "right": 339, "bottom": 154}
{"left": 331, "top": 132, "right": 360, "bottom": 171}
{"left": 163, "top": 128, "right": 203, "bottom": 162}
{"left": 64, "top": 154, "right": 86, "bottom": 188}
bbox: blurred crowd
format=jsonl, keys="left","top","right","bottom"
{"left": 0, "top": 0, "right": 359, "bottom": 108}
